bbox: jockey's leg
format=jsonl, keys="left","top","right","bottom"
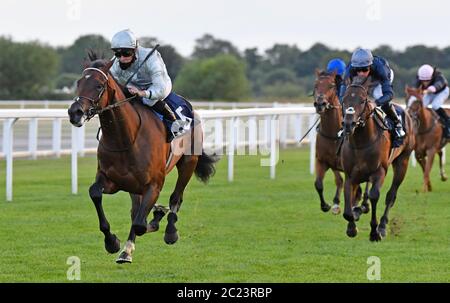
{"left": 435, "top": 108, "right": 450, "bottom": 138}
{"left": 431, "top": 87, "right": 450, "bottom": 138}
{"left": 381, "top": 102, "right": 405, "bottom": 138}
{"left": 149, "top": 99, "right": 178, "bottom": 142}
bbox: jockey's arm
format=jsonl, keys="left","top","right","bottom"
{"left": 145, "top": 51, "right": 172, "bottom": 101}
{"left": 431, "top": 71, "right": 448, "bottom": 92}
{"left": 375, "top": 79, "right": 394, "bottom": 106}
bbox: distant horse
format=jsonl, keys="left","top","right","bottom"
{"left": 312, "top": 70, "right": 369, "bottom": 215}
{"left": 341, "top": 76, "right": 414, "bottom": 241}
{"left": 68, "top": 52, "right": 217, "bottom": 263}
{"left": 405, "top": 86, "right": 449, "bottom": 191}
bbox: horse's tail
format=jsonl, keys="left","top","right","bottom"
{"left": 195, "top": 150, "right": 219, "bottom": 183}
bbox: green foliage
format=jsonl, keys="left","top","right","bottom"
{"left": 0, "top": 36, "right": 59, "bottom": 99}
{"left": 174, "top": 55, "right": 250, "bottom": 100}
{"left": 192, "top": 34, "right": 241, "bottom": 59}
{"left": 59, "top": 34, "right": 111, "bottom": 74}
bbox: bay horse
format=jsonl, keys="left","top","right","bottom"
{"left": 68, "top": 52, "right": 217, "bottom": 263}
{"left": 405, "top": 86, "right": 449, "bottom": 191}
{"left": 312, "top": 70, "right": 369, "bottom": 215}
{"left": 341, "top": 76, "right": 414, "bottom": 241}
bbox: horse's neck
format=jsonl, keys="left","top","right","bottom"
{"left": 419, "top": 107, "right": 435, "bottom": 130}
{"left": 99, "top": 80, "right": 141, "bottom": 147}
{"left": 320, "top": 101, "right": 342, "bottom": 134}
{"left": 350, "top": 112, "right": 380, "bottom": 147}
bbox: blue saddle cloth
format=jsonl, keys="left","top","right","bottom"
{"left": 153, "top": 92, "right": 194, "bottom": 136}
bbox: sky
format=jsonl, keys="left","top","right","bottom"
{"left": 1, "top": 0, "right": 449, "bottom": 56}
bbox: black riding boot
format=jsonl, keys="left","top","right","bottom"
{"left": 435, "top": 107, "right": 450, "bottom": 139}
{"left": 151, "top": 100, "right": 177, "bottom": 142}
{"left": 382, "top": 103, "right": 405, "bottom": 138}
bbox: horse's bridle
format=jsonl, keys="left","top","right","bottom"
{"left": 74, "top": 67, "right": 136, "bottom": 121}
{"left": 344, "top": 83, "right": 372, "bottom": 128}
{"left": 313, "top": 76, "right": 340, "bottom": 112}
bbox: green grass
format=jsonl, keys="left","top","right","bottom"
{"left": 0, "top": 148, "right": 449, "bottom": 282}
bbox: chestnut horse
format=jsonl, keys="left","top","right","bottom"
{"left": 68, "top": 53, "right": 217, "bottom": 263}
{"left": 405, "top": 86, "right": 449, "bottom": 191}
{"left": 312, "top": 70, "right": 369, "bottom": 215}
{"left": 341, "top": 76, "right": 414, "bottom": 241}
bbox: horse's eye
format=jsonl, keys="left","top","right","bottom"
{"left": 96, "top": 85, "right": 103, "bottom": 91}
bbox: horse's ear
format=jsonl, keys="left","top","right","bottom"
{"left": 315, "top": 68, "right": 321, "bottom": 78}
{"left": 404, "top": 85, "right": 411, "bottom": 95}
{"left": 330, "top": 69, "right": 337, "bottom": 78}
{"left": 102, "top": 58, "right": 115, "bottom": 72}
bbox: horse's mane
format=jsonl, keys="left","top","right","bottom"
{"left": 318, "top": 70, "right": 335, "bottom": 78}
{"left": 86, "top": 49, "right": 109, "bottom": 68}
{"left": 351, "top": 75, "right": 369, "bottom": 86}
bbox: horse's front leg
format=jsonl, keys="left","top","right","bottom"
{"left": 89, "top": 173, "right": 120, "bottom": 254}
{"left": 116, "top": 194, "right": 141, "bottom": 264}
{"left": 331, "top": 170, "right": 343, "bottom": 215}
{"left": 314, "top": 160, "right": 331, "bottom": 212}
{"left": 343, "top": 176, "right": 358, "bottom": 238}
{"left": 368, "top": 169, "right": 386, "bottom": 242}
{"left": 424, "top": 148, "right": 437, "bottom": 192}
{"left": 132, "top": 184, "right": 161, "bottom": 237}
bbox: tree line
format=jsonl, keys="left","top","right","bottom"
{"left": 1, "top": 33, "right": 450, "bottom": 101}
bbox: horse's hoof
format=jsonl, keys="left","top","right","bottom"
{"left": 331, "top": 204, "right": 341, "bottom": 215}
{"left": 361, "top": 204, "right": 370, "bottom": 214}
{"left": 441, "top": 175, "right": 448, "bottom": 182}
{"left": 377, "top": 227, "right": 387, "bottom": 238}
{"left": 133, "top": 224, "right": 147, "bottom": 236}
{"left": 164, "top": 232, "right": 179, "bottom": 245}
{"left": 116, "top": 251, "right": 132, "bottom": 264}
{"left": 353, "top": 207, "right": 363, "bottom": 221}
{"left": 370, "top": 231, "right": 382, "bottom": 242}
{"left": 105, "top": 234, "right": 121, "bottom": 254}
{"left": 147, "top": 222, "right": 159, "bottom": 233}
{"left": 346, "top": 226, "right": 358, "bottom": 238}
{"left": 321, "top": 203, "right": 331, "bottom": 213}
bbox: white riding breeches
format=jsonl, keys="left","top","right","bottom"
{"left": 422, "top": 86, "right": 449, "bottom": 110}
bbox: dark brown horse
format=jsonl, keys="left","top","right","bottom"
{"left": 68, "top": 53, "right": 217, "bottom": 263}
{"left": 341, "top": 76, "right": 414, "bottom": 241}
{"left": 313, "top": 70, "right": 369, "bottom": 215}
{"left": 405, "top": 86, "right": 449, "bottom": 191}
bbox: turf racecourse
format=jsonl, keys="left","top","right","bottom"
{"left": 0, "top": 148, "right": 449, "bottom": 282}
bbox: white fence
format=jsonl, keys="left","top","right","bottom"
{"left": 0, "top": 107, "right": 318, "bottom": 202}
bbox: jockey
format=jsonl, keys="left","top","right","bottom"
{"left": 340, "top": 48, "right": 405, "bottom": 142}
{"left": 415, "top": 64, "right": 450, "bottom": 138}
{"left": 326, "top": 58, "right": 346, "bottom": 100}
{"left": 109, "top": 29, "right": 180, "bottom": 142}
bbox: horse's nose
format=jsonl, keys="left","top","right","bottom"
{"left": 68, "top": 103, "right": 84, "bottom": 126}
{"left": 343, "top": 107, "right": 356, "bottom": 134}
